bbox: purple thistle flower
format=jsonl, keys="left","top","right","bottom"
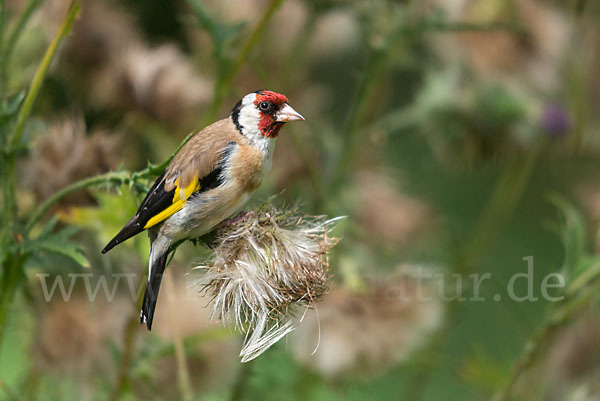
{"left": 540, "top": 104, "right": 570, "bottom": 138}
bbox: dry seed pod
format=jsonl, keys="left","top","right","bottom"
{"left": 194, "top": 206, "right": 342, "bottom": 362}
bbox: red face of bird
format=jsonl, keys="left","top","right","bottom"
{"left": 231, "top": 90, "right": 305, "bottom": 140}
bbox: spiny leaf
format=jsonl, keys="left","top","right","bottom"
{"left": 36, "top": 236, "right": 90, "bottom": 268}
{"left": 37, "top": 216, "right": 59, "bottom": 239}
{"left": 546, "top": 194, "right": 600, "bottom": 295}
{"left": 57, "top": 186, "right": 150, "bottom": 259}
{"left": 546, "top": 194, "right": 587, "bottom": 278}
{"left": 0, "top": 91, "right": 26, "bottom": 117}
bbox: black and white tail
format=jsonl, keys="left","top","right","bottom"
{"left": 140, "top": 241, "right": 170, "bottom": 330}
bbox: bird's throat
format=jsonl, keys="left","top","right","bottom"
{"left": 264, "top": 122, "right": 284, "bottom": 138}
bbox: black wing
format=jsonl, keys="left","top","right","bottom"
{"left": 101, "top": 148, "right": 231, "bottom": 255}
{"left": 101, "top": 172, "right": 176, "bottom": 254}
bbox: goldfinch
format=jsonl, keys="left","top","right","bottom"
{"left": 102, "top": 90, "right": 304, "bottom": 330}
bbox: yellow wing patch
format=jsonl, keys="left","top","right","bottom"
{"left": 144, "top": 175, "right": 200, "bottom": 229}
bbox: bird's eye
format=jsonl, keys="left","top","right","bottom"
{"left": 259, "top": 101, "right": 270, "bottom": 111}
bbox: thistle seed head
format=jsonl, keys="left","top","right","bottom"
{"left": 194, "top": 206, "right": 342, "bottom": 362}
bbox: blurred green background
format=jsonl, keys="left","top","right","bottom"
{"left": 1, "top": 0, "right": 599, "bottom": 400}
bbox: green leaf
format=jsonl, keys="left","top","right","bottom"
{"left": 0, "top": 91, "right": 26, "bottom": 117}
{"left": 567, "top": 258, "right": 600, "bottom": 296}
{"left": 546, "top": 194, "right": 600, "bottom": 296}
{"left": 27, "top": 223, "right": 90, "bottom": 268}
{"left": 546, "top": 194, "right": 587, "bottom": 278}
{"left": 36, "top": 215, "right": 59, "bottom": 239}
{"left": 36, "top": 236, "right": 90, "bottom": 268}
{"left": 57, "top": 186, "right": 141, "bottom": 246}
{"left": 0, "top": 91, "right": 26, "bottom": 127}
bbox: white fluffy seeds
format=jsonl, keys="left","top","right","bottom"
{"left": 193, "top": 206, "right": 342, "bottom": 362}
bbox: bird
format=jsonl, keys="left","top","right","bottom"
{"left": 101, "top": 90, "right": 304, "bottom": 330}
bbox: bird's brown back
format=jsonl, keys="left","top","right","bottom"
{"left": 164, "top": 118, "right": 245, "bottom": 191}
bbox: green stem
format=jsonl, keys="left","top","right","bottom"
{"left": 491, "top": 279, "right": 600, "bottom": 401}
{"left": 399, "top": 303, "right": 462, "bottom": 401}
{"left": 0, "top": 0, "right": 42, "bottom": 83}
{"left": 26, "top": 128, "right": 200, "bottom": 232}
{"left": 109, "top": 273, "right": 146, "bottom": 401}
{"left": 0, "top": 253, "right": 25, "bottom": 346}
{"left": 464, "top": 145, "right": 541, "bottom": 266}
{"left": 229, "top": 361, "right": 253, "bottom": 401}
{"left": 0, "top": 0, "right": 5, "bottom": 47}
{"left": 281, "top": 10, "right": 317, "bottom": 87}
{"left": 404, "top": 20, "right": 526, "bottom": 35}
{"left": 0, "top": 0, "right": 6, "bottom": 96}
{"left": 332, "top": 19, "right": 525, "bottom": 187}
{"left": 4, "top": 0, "right": 79, "bottom": 232}
{"left": 22, "top": 362, "right": 40, "bottom": 401}
{"left": 205, "top": 0, "right": 284, "bottom": 123}
{"left": 0, "top": 379, "right": 20, "bottom": 401}
{"left": 26, "top": 171, "right": 130, "bottom": 231}
{"left": 165, "top": 272, "right": 193, "bottom": 401}
{"left": 400, "top": 147, "right": 540, "bottom": 400}
{"left": 0, "top": 0, "right": 80, "bottom": 349}
{"left": 226, "top": 0, "right": 283, "bottom": 84}
{"left": 109, "top": 312, "right": 138, "bottom": 401}
{"left": 2, "top": 156, "right": 17, "bottom": 234}
{"left": 9, "top": 0, "right": 80, "bottom": 150}
{"left": 331, "top": 48, "right": 389, "bottom": 188}
{"left": 25, "top": 0, "right": 284, "bottom": 231}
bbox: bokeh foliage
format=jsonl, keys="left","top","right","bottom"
{"left": 1, "top": 0, "right": 600, "bottom": 400}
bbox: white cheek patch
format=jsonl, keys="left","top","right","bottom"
{"left": 238, "top": 94, "right": 261, "bottom": 137}
{"left": 236, "top": 92, "right": 272, "bottom": 153}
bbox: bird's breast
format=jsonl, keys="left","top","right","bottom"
{"left": 161, "top": 143, "right": 271, "bottom": 240}
{"left": 228, "top": 143, "right": 268, "bottom": 192}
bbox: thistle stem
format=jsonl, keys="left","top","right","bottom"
{"left": 230, "top": 361, "right": 253, "bottom": 401}
{"left": 26, "top": 172, "right": 130, "bottom": 231}
{"left": 332, "top": 48, "right": 388, "bottom": 185}
{"left": 205, "top": 0, "right": 284, "bottom": 123}
{"left": 400, "top": 146, "right": 541, "bottom": 400}
{"left": 463, "top": 146, "right": 541, "bottom": 267}
{"left": 26, "top": 128, "right": 200, "bottom": 232}
{"left": 9, "top": 0, "right": 80, "bottom": 151}
{"left": 491, "top": 279, "right": 600, "bottom": 401}
{"left": 0, "top": 0, "right": 42, "bottom": 84}
{"left": 0, "top": 253, "right": 26, "bottom": 358}
{"left": 165, "top": 272, "right": 193, "bottom": 401}
{"left": 331, "top": 19, "right": 526, "bottom": 187}
{"left": 109, "top": 273, "right": 145, "bottom": 401}
{"left": 0, "top": 0, "right": 80, "bottom": 347}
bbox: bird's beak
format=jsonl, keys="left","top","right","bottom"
{"left": 276, "top": 103, "right": 305, "bottom": 122}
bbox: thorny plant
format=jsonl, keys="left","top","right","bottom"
{"left": 0, "top": 0, "right": 289, "bottom": 399}
{"left": 0, "top": 1, "right": 598, "bottom": 401}
{"left": 0, "top": 0, "right": 82, "bottom": 343}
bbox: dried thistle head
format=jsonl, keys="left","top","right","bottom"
{"left": 194, "top": 205, "right": 342, "bottom": 362}
{"left": 22, "top": 115, "right": 121, "bottom": 203}
{"left": 110, "top": 44, "right": 213, "bottom": 125}
{"left": 425, "top": 0, "right": 570, "bottom": 91}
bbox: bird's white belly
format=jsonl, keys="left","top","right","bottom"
{"left": 161, "top": 186, "right": 250, "bottom": 241}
